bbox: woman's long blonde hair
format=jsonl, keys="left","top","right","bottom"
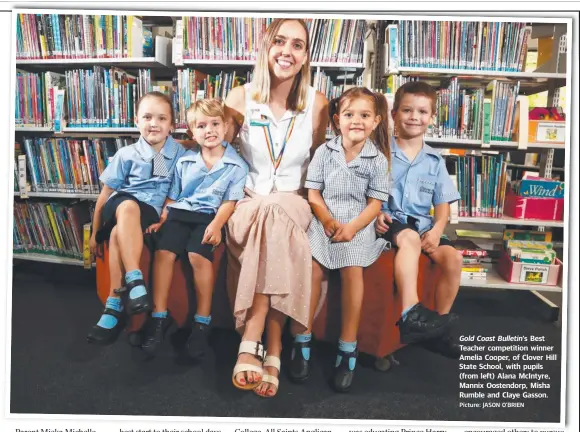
{"left": 250, "top": 18, "right": 311, "bottom": 112}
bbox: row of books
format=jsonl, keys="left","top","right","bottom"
{"left": 13, "top": 200, "right": 93, "bottom": 261}
{"left": 313, "top": 70, "right": 363, "bottom": 102}
{"left": 448, "top": 154, "right": 509, "bottom": 218}
{"left": 454, "top": 239, "right": 489, "bottom": 281}
{"left": 386, "top": 20, "right": 530, "bottom": 71}
{"left": 17, "top": 137, "right": 132, "bottom": 194}
{"left": 16, "top": 14, "right": 148, "bottom": 60}
{"left": 16, "top": 67, "right": 151, "bottom": 129}
{"left": 172, "top": 68, "right": 252, "bottom": 129}
{"left": 178, "top": 17, "right": 366, "bottom": 64}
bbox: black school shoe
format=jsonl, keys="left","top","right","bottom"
{"left": 396, "top": 303, "right": 457, "bottom": 345}
{"left": 120, "top": 279, "right": 152, "bottom": 316}
{"left": 332, "top": 349, "right": 358, "bottom": 393}
{"left": 419, "top": 335, "right": 461, "bottom": 359}
{"left": 288, "top": 339, "right": 311, "bottom": 383}
{"left": 185, "top": 322, "right": 211, "bottom": 359}
{"left": 140, "top": 314, "right": 174, "bottom": 356}
{"left": 87, "top": 308, "right": 126, "bottom": 344}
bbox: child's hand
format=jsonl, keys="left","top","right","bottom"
{"left": 202, "top": 223, "right": 222, "bottom": 247}
{"left": 322, "top": 219, "right": 341, "bottom": 238}
{"left": 89, "top": 233, "right": 103, "bottom": 259}
{"left": 421, "top": 230, "right": 441, "bottom": 254}
{"left": 331, "top": 223, "right": 357, "bottom": 243}
{"left": 146, "top": 222, "right": 163, "bottom": 233}
{"left": 375, "top": 212, "right": 392, "bottom": 235}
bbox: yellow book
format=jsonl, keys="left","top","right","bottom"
{"left": 83, "top": 223, "right": 92, "bottom": 269}
{"left": 45, "top": 204, "right": 63, "bottom": 250}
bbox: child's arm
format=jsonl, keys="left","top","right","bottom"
{"left": 332, "top": 198, "right": 383, "bottom": 242}
{"left": 308, "top": 189, "right": 340, "bottom": 237}
{"left": 89, "top": 185, "right": 115, "bottom": 258}
{"left": 202, "top": 201, "right": 236, "bottom": 247}
{"left": 421, "top": 202, "right": 450, "bottom": 254}
{"left": 146, "top": 197, "right": 176, "bottom": 233}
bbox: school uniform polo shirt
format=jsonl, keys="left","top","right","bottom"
{"left": 167, "top": 141, "right": 249, "bottom": 214}
{"left": 99, "top": 136, "right": 187, "bottom": 215}
{"left": 381, "top": 138, "right": 460, "bottom": 234}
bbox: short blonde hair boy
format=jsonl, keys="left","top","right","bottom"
{"left": 186, "top": 98, "right": 225, "bottom": 130}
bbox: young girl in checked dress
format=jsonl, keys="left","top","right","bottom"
{"left": 305, "top": 87, "right": 391, "bottom": 392}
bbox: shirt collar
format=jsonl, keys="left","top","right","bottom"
{"left": 180, "top": 141, "right": 245, "bottom": 168}
{"left": 390, "top": 137, "right": 439, "bottom": 160}
{"left": 326, "top": 136, "right": 379, "bottom": 158}
{"left": 134, "top": 135, "right": 179, "bottom": 161}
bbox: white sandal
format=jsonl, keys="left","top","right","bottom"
{"left": 255, "top": 355, "right": 281, "bottom": 397}
{"left": 232, "top": 340, "right": 266, "bottom": 390}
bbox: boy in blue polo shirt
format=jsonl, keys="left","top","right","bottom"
{"left": 375, "top": 82, "right": 463, "bottom": 358}
{"left": 140, "top": 98, "right": 248, "bottom": 358}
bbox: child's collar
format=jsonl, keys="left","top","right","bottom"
{"left": 326, "top": 135, "right": 379, "bottom": 158}
{"left": 135, "top": 135, "right": 178, "bottom": 162}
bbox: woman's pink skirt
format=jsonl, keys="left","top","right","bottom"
{"left": 226, "top": 189, "right": 314, "bottom": 332}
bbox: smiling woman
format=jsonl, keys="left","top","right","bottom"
{"left": 223, "top": 18, "right": 330, "bottom": 399}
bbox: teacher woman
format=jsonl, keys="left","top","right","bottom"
{"left": 224, "top": 18, "right": 329, "bottom": 398}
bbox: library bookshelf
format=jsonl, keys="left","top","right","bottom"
{"left": 13, "top": 13, "right": 568, "bottom": 295}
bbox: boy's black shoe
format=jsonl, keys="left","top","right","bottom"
{"left": 332, "top": 349, "right": 358, "bottom": 393}
{"left": 121, "top": 279, "right": 152, "bottom": 315}
{"left": 288, "top": 339, "right": 311, "bottom": 383}
{"left": 419, "top": 335, "right": 461, "bottom": 359}
{"left": 141, "top": 314, "right": 173, "bottom": 356}
{"left": 185, "top": 322, "right": 211, "bottom": 359}
{"left": 396, "top": 303, "right": 457, "bottom": 345}
{"left": 87, "top": 308, "right": 126, "bottom": 344}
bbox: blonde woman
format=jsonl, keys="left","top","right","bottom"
{"left": 224, "top": 18, "right": 329, "bottom": 398}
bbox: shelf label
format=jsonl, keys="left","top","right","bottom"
{"left": 520, "top": 264, "right": 550, "bottom": 284}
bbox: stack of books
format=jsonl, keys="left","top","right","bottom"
{"left": 454, "top": 239, "right": 489, "bottom": 282}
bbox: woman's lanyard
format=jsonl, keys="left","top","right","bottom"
{"left": 261, "top": 115, "right": 296, "bottom": 174}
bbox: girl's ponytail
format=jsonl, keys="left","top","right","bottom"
{"left": 373, "top": 92, "right": 391, "bottom": 167}
{"left": 328, "top": 97, "right": 340, "bottom": 135}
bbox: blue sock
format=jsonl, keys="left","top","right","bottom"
{"left": 152, "top": 310, "right": 168, "bottom": 319}
{"left": 96, "top": 296, "right": 124, "bottom": 330}
{"left": 401, "top": 303, "right": 418, "bottom": 321}
{"left": 337, "top": 339, "right": 357, "bottom": 370}
{"left": 292, "top": 333, "right": 311, "bottom": 360}
{"left": 125, "top": 269, "right": 146, "bottom": 300}
{"left": 194, "top": 314, "right": 211, "bottom": 326}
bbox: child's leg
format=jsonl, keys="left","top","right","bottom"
{"left": 332, "top": 265, "right": 364, "bottom": 392}
{"left": 392, "top": 229, "right": 422, "bottom": 311}
{"left": 428, "top": 245, "right": 463, "bottom": 314}
{"left": 188, "top": 252, "right": 214, "bottom": 317}
{"left": 288, "top": 258, "right": 326, "bottom": 383}
{"left": 87, "top": 226, "right": 126, "bottom": 343}
{"left": 418, "top": 244, "right": 463, "bottom": 359}
{"left": 393, "top": 229, "right": 456, "bottom": 344}
{"left": 185, "top": 219, "right": 217, "bottom": 359}
{"left": 139, "top": 248, "right": 177, "bottom": 354}
{"left": 114, "top": 200, "right": 149, "bottom": 314}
